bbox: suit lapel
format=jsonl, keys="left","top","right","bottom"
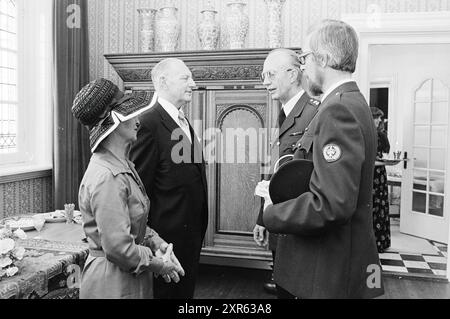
{"left": 156, "top": 102, "right": 193, "bottom": 145}
{"left": 188, "top": 122, "right": 208, "bottom": 197}
{"left": 189, "top": 124, "right": 203, "bottom": 164}
{"left": 156, "top": 103, "right": 179, "bottom": 135}
{"left": 279, "top": 92, "right": 309, "bottom": 138}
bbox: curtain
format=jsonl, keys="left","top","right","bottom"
{"left": 52, "top": 0, "right": 90, "bottom": 210}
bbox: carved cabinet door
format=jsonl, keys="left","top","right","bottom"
{"left": 195, "top": 88, "right": 278, "bottom": 269}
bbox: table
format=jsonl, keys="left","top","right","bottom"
{"left": 0, "top": 220, "right": 88, "bottom": 299}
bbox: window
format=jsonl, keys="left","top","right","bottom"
{"left": 0, "top": 0, "right": 17, "bottom": 154}
{"left": 0, "top": 0, "right": 52, "bottom": 174}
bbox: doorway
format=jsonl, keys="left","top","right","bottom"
{"left": 369, "top": 86, "right": 402, "bottom": 220}
{"left": 345, "top": 10, "right": 450, "bottom": 280}
{"left": 368, "top": 44, "right": 450, "bottom": 279}
{"left": 370, "top": 87, "right": 389, "bottom": 132}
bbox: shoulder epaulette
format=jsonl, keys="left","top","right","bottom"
{"left": 309, "top": 98, "right": 321, "bottom": 106}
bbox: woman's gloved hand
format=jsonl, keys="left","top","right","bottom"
{"left": 154, "top": 243, "right": 185, "bottom": 283}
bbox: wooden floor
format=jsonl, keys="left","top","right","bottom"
{"left": 194, "top": 264, "right": 450, "bottom": 299}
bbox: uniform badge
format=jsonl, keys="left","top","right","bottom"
{"left": 309, "top": 99, "right": 321, "bottom": 106}
{"left": 323, "top": 144, "right": 341, "bottom": 163}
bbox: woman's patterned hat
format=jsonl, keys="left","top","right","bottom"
{"left": 72, "top": 78, "right": 119, "bottom": 126}
{"left": 72, "top": 78, "right": 157, "bottom": 152}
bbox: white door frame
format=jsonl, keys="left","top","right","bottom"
{"left": 343, "top": 11, "right": 450, "bottom": 280}
{"left": 369, "top": 76, "right": 399, "bottom": 154}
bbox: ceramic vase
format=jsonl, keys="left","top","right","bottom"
{"left": 137, "top": 8, "right": 157, "bottom": 53}
{"left": 198, "top": 7, "right": 220, "bottom": 50}
{"left": 225, "top": 2, "right": 249, "bottom": 49}
{"left": 265, "top": 0, "right": 285, "bottom": 48}
{"left": 155, "top": 6, "right": 180, "bottom": 52}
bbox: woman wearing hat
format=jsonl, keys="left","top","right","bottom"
{"left": 371, "top": 107, "right": 391, "bottom": 253}
{"left": 72, "top": 78, "right": 184, "bottom": 299}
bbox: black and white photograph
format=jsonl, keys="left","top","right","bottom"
{"left": 1, "top": 0, "right": 450, "bottom": 303}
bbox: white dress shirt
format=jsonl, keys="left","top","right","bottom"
{"left": 158, "top": 97, "right": 192, "bottom": 143}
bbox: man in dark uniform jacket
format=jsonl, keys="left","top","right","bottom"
{"left": 130, "top": 58, "right": 208, "bottom": 299}
{"left": 253, "top": 48, "right": 320, "bottom": 295}
{"left": 263, "top": 20, "right": 384, "bottom": 299}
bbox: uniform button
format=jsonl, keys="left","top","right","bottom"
{"left": 305, "top": 128, "right": 309, "bottom": 132}
{"left": 276, "top": 142, "right": 280, "bottom": 146}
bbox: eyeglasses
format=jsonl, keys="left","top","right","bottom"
{"left": 260, "top": 68, "right": 293, "bottom": 83}
{"left": 297, "top": 51, "right": 313, "bottom": 65}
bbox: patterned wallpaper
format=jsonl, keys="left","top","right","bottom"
{"left": 0, "top": 177, "right": 53, "bottom": 219}
{"left": 88, "top": 0, "right": 450, "bottom": 85}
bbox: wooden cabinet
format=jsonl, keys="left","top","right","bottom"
{"left": 106, "top": 49, "right": 279, "bottom": 269}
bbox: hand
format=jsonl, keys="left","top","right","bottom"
{"left": 159, "top": 242, "right": 185, "bottom": 276}
{"left": 253, "top": 224, "right": 268, "bottom": 247}
{"left": 263, "top": 196, "right": 273, "bottom": 212}
{"left": 255, "top": 181, "right": 273, "bottom": 211}
{"left": 155, "top": 243, "right": 185, "bottom": 283}
{"left": 254, "top": 180, "right": 270, "bottom": 198}
{"left": 155, "top": 244, "right": 180, "bottom": 283}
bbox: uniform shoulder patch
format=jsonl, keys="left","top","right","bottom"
{"left": 323, "top": 144, "right": 341, "bottom": 163}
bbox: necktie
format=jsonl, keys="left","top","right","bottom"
{"left": 178, "top": 109, "right": 192, "bottom": 142}
{"left": 178, "top": 109, "right": 189, "bottom": 128}
{"left": 278, "top": 109, "right": 286, "bottom": 128}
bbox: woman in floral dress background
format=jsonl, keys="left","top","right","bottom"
{"left": 371, "top": 107, "right": 391, "bottom": 253}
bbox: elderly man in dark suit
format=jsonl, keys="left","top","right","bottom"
{"left": 263, "top": 20, "right": 385, "bottom": 299}
{"left": 253, "top": 48, "right": 320, "bottom": 295}
{"left": 130, "top": 58, "right": 208, "bottom": 299}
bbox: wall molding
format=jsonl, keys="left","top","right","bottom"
{"left": 105, "top": 48, "right": 274, "bottom": 88}
{"left": 0, "top": 169, "right": 52, "bottom": 184}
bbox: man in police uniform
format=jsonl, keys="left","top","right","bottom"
{"left": 252, "top": 48, "right": 319, "bottom": 295}
{"left": 262, "top": 20, "right": 384, "bottom": 299}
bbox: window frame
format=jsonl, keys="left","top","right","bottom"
{"left": 0, "top": 0, "right": 22, "bottom": 164}
{"left": 0, "top": 0, "right": 52, "bottom": 175}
